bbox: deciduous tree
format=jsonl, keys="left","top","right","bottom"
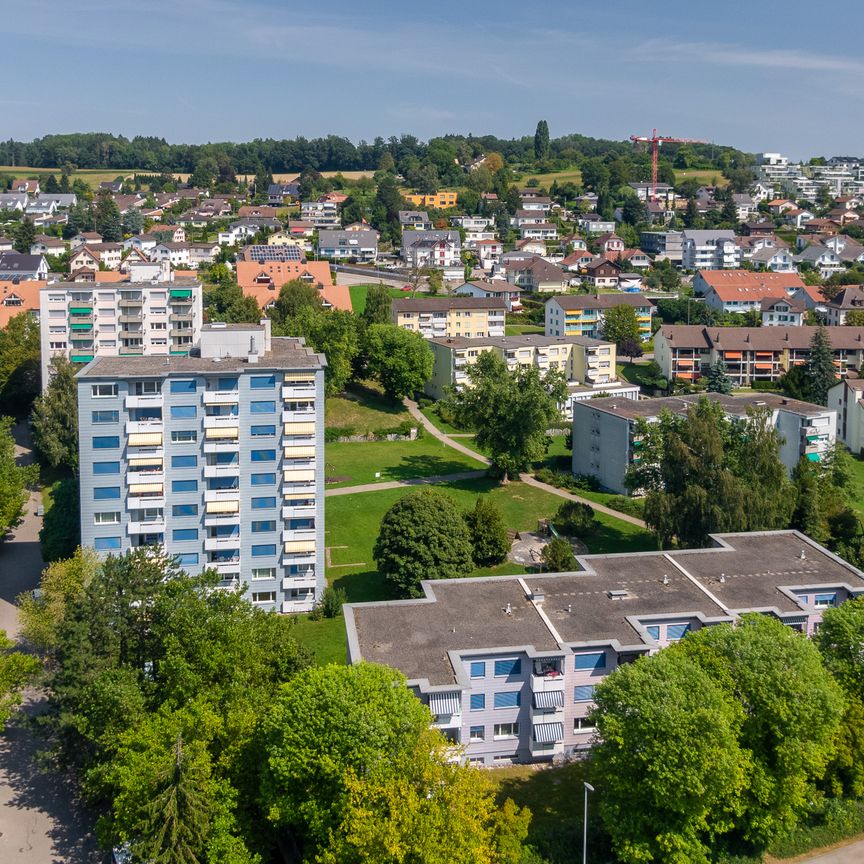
{"left": 31, "top": 356, "right": 79, "bottom": 471}
{"left": 601, "top": 304, "right": 642, "bottom": 350}
{"left": 464, "top": 497, "right": 510, "bottom": 566}
{"left": 363, "top": 324, "right": 433, "bottom": 400}
{"left": 542, "top": 536, "right": 577, "bottom": 572}
{"left": 361, "top": 284, "right": 392, "bottom": 326}
{"left": 0, "top": 415, "right": 37, "bottom": 540}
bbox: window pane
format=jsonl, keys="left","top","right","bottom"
{"left": 94, "top": 486, "right": 121, "bottom": 500}
{"left": 170, "top": 379, "right": 197, "bottom": 393}
{"left": 251, "top": 473, "right": 276, "bottom": 485}
{"left": 493, "top": 691, "right": 520, "bottom": 709}
{"left": 574, "top": 652, "right": 606, "bottom": 670}
{"left": 92, "top": 436, "right": 120, "bottom": 449}
{"left": 171, "top": 455, "right": 198, "bottom": 468}
{"left": 251, "top": 520, "right": 276, "bottom": 532}
{"left": 251, "top": 544, "right": 277, "bottom": 557}
{"left": 470, "top": 661, "right": 485, "bottom": 679}
{"left": 172, "top": 479, "right": 198, "bottom": 493}
{"left": 172, "top": 504, "right": 198, "bottom": 517}
{"left": 171, "top": 430, "right": 197, "bottom": 443}
{"left": 250, "top": 424, "right": 276, "bottom": 437}
{"left": 92, "top": 410, "right": 119, "bottom": 424}
{"left": 251, "top": 496, "right": 276, "bottom": 509}
{"left": 250, "top": 375, "right": 276, "bottom": 389}
{"left": 94, "top": 536, "right": 122, "bottom": 551}
{"left": 93, "top": 461, "right": 120, "bottom": 474}
{"left": 170, "top": 405, "right": 196, "bottom": 419}
{"left": 470, "top": 694, "right": 485, "bottom": 711}
{"left": 177, "top": 552, "right": 199, "bottom": 565}
{"left": 574, "top": 685, "right": 595, "bottom": 702}
{"left": 250, "top": 401, "right": 276, "bottom": 414}
{"left": 494, "top": 658, "right": 521, "bottom": 677}
{"left": 251, "top": 450, "right": 276, "bottom": 462}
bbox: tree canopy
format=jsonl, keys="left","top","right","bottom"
{"left": 363, "top": 324, "right": 433, "bottom": 400}
{"left": 31, "top": 356, "right": 79, "bottom": 471}
{"left": 0, "top": 415, "right": 37, "bottom": 540}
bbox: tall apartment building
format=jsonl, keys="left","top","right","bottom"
{"left": 40, "top": 278, "right": 202, "bottom": 388}
{"left": 76, "top": 321, "right": 326, "bottom": 614}
{"left": 639, "top": 231, "right": 683, "bottom": 264}
{"left": 571, "top": 392, "right": 836, "bottom": 494}
{"left": 346, "top": 531, "right": 864, "bottom": 765}
{"left": 391, "top": 296, "right": 506, "bottom": 339}
{"left": 681, "top": 230, "right": 740, "bottom": 270}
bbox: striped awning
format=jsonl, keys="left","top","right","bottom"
{"left": 128, "top": 433, "right": 162, "bottom": 447}
{"left": 284, "top": 446, "right": 316, "bottom": 458}
{"left": 206, "top": 500, "right": 239, "bottom": 514}
{"left": 128, "top": 483, "right": 163, "bottom": 495}
{"left": 532, "top": 690, "right": 564, "bottom": 710}
{"left": 285, "top": 372, "right": 315, "bottom": 382}
{"left": 284, "top": 540, "right": 315, "bottom": 553}
{"left": 284, "top": 422, "right": 316, "bottom": 435}
{"left": 128, "top": 457, "right": 163, "bottom": 467}
{"left": 533, "top": 722, "right": 564, "bottom": 744}
{"left": 205, "top": 427, "right": 238, "bottom": 440}
{"left": 429, "top": 692, "right": 462, "bottom": 716}
{"left": 284, "top": 469, "right": 315, "bottom": 481}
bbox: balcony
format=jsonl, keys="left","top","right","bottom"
{"left": 282, "top": 481, "right": 316, "bottom": 496}
{"left": 202, "top": 391, "right": 239, "bottom": 406}
{"left": 119, "top": 346, "right": 144, "bottom": 356}
{"left": 281, "top": 598, "right": 315, "bottom": 614}
{"left": 126, "top": 520, "right": 166, "bottom": 535}
{"left": 125, "top": 393, "right": 163, "bottom": 409}
{"left": 283, "top": 528, "right": 315, "bottom": 545}
{"left": 282, "top": 552, "right": 316, "bottom": 566}
{"left": 282, "top": 385, "right": 316, "bottom": 400}
{"left": 282, "top": 572, "right": 317, "bottom": 590}
{"left": 126, "top": 419, "right": 163, "bottom": 434}
{"left": 204, "top": 464, "right": 240, "bottom": 478}
{"left": 211, "top": 560, "right": 241, "bottom": 575}
{"left": 127, "top": 494, "right": 164, "bottom": 507}
{"left": 119, "top": 314, "right": 144, "bottom": 324}
{"left": 118, "top": 297, "right": 143, "bottom": 309}
{"left": 204, "top": 488, "right": 240, "bottom": 503}
{"left": 170, "top": 328, "right": 193, "bottom": 338}
{"left": 127, "top": 470, "right": 164, "bottom": 486}
{"left": 169, "top": 313, "right": 194, "bottom": 323}
{"left": 282, "top": 504, "right": 316, "bottom": 519}
{"left": 282, "top": 410, "right": 316, "bottom": 423}
{"left": 203, "top": 414, "right": 240, "bottom": 428}
{"left": 204, "top": 536, "right": 241, "bottom": 552}
{"left": 203, "top": 438, "right": 239, "bottom": 453}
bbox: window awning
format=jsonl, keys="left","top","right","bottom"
{"left": 169, "top": 289, "right": 193, "bottom": 299}
{"left": 128, "top": 433, "right": 163, "bottom": 447}
{"left": 807, "top": 453, "right": 821, "bottom": 462}
{"left": 128, "top": 457, "right": 163, "bottom": 467}
{"left": 284, "top": 540, "right": 315, "bottom": 553}
{"left": 206, "top": 500, "right": 239, "bottom": 514}
{"left": 284, "top": 422, "right": 316, "bottom": 435}
{"left": 532, "top": 690, "right": 564, "bottom": 710}
{"left": 205, "top": 427, "right": 239, "bottom": 439}
{"left": 806, "top": 434, "right": 820, "bottom": 442}
{"left": 429, "top": 692, "right": 462, "bottom": 716}
{"left": 284, "top": 446, "right": 316, "bottom": 458}
{"left": 284, "top": 469, "right": 315, "bottom": 481}
{"left": 285, "top": 372, "right": 315, "bottom": 382}
{"left": 129, "top": 483, "right": 163, "bottom": 494}
{"left": 532, "top": 721, "right": 564, "bottom": 743}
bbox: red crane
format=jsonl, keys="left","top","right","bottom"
{"left": 629, "top": 129, "right": 708, "bottom": 201}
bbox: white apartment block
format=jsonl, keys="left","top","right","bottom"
{"left": 40, "top": 279, "right": 202, "bottom": 389}
{"left": 681, "top": 230, "right": 740, "bottom": 270}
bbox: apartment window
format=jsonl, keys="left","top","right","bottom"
{"left": 252, "top": 591, "right": 277, "bottom": 604}
{"left": 251, "top": 544, "right": 277, "bottom": 557}
{"left": 574, "top": 652, "right": 606, "bottom": 671}
{"left": 91, "top": 383, "right": 117, "bottom": 398}
{"left": 494, "top": 691, "right": 521, "bottom": 710}
{"left": 94, "top": 486, "right": 120, "bottom": 500}
{"left": 92, "top": 410, "right": 119, "bottom": 424}
{"left": 814, "top": 593, "right": 837, "bottom": 608}
{"left": 172, "top": 528, "right": 198, "bottom": 542}
{"left": 574, "top": 716, "right": 595, "bottom": 732}
{"left": 494, "top": 658, "right": 521, "bottom": 678}
{"left": 251, "top": 424, "right": 276, "bottom": 437}
{"left": 94, "top": 536, "right": 122, "bottom": 551}
{"left": 216, "top": 376, "right": 238, "bottom": 391}
{"left": 574, "top": 685, "right": 596, "bottom": 703}
{"left": 493, "top": 722, "right": 519, "bottom": 739}
{"left": 251, "top": 496, "right": 277, "bottom": 509}
{"left": 251, "top": 567, "right": 276, "bottom": 580}
{"left": 93, "top": 461, "right": 120, "bottom": 475}
{"left": 177, "top": 553, "right": 199, "bottom": 566}
{"left": 470, "top": 694, "right": 485, "bottom": 711}
{"left": 251, "top": 520, "right": 276, "bottom": 533}
{"left": 645, "top": 625, "right": 661, "bottom": 641}
{"left": 250, "top": 375, "right": 276, "bottom": 389}
{"left": 667, "top": 623, "right": 691, "bottom": 641}
{"left": 470, "top": 661, "right": 486, "bottom": 679}
{"left": 469, "top": 726, "right": 485, "bottom": 742}
{"left": 92, "top": 435, "right": 120, "bottom": 449}
{"left": 171, "top": 430, "right": 197, "bottom": 443}
{"left": 251, "top": 450, "right": 276, "bottom": 462}
{"left": 172, "top": 479, "right": 198, "bottom": 493}
{"left": 135, "top": 380, "right": 161, "bottom": 395}
{"left": 251, "top": 473, "right": 276, "bottom": 486}
{"left": 170, "top": 405, "right": 196, "bottom": 419}
{"left": 250, "top": 400, "right": 276, "bottom": 414}
{"left": 170, "top": 379, "right": 197, "bottom": 393}
{"left": 172, "top": 504, "right": 198, "bottom": 517}
{"left": 94, "top": 512, "right": 121, "bottom": 525}
{"left": 171, "top": 455, "right": 198, "bottom": 468}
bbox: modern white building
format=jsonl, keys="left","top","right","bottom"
{"left": 76, "top": 321, "right": 326, "bottom": 614}
{"left": 681, "top": 230, "right": 740, "bottom": 270}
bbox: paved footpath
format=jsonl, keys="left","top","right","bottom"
{"left": 0, "top": 420, "right": 101, "bottom": 863}
{"left": 403, "top": 399, "right": 647, "bottom": 529}
{"left": 326, "top": 470, "right": 486, "bottom": 497}
{"left": 793, "top": 837, "right": 864, "bottom": 864}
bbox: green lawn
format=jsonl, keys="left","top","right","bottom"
{"left": 291, "top": 616, "right": 347, "bottom": 666}
{"left": 325, "top": 437, "right": 486, "bottom": 487}
{"left": 326, "top": 381, "right": 410, "bottom": 434}
{"left": 518, "top": 167, "right": 583, "bottom": 187}
{"left": 617, "top": 361, "right": 659, "bottom": 389}
{"left": 419, "top": 403, "right": 469, "bottom": 435}
{"left": 348, "top": 283, "right": 408, "bottom": 314}
{"left": 846, "top": 451, "right": 864, "bottom": 519}
{"left": 505, "top": 324, "right": 545, "bottom": 336}
{"left": 673, "top": 168, "right": 729, "bottom": 187}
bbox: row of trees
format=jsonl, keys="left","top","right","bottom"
{"left": 593, "top": 606, "right": 864, "bottom": 863}
{"left": 18, "top": 548, "right": 532, "bottom": 863}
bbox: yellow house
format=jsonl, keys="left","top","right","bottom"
{"left": 391, "top": 296, "right": 506, "bottom": 339}
{"left": 267, "top": 232, "right": 306, "bottom": 249}
{"left": 403, "top": 191, "right": 459, "bottom": 209}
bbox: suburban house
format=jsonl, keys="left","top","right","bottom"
{"left": 682, "top": 230, "right": 740, "bottom": 270}
{"left": 825, "top": 285, "right": 864, "bottom": 326}
{"left": 582, "top": 258, "right": 621, "bottom": 290}
{"left": 655, "top": 325, "right": 864, "bottom": 386}
{"left": 578, "top": 214, "right": 616, "bottom": 234}
{"left": 152, "top": 242, "right": 191, "bottom": 268}
{"left": 0, "top": 279, "right": 44, "bottom": 328}
{"left": 572, "top": 393, "right": 836, "bottom": 494}
{"left": 519, "top": 223, "right": 558, "bottom": 241}
{"left": 30, "top": 235, "right": 66, "bottom": 258}
{"left": 344, "top": 531, "right": 864, "bottom": 765}
{"left": 750, "top": 246, "right": 795, "bottom": 272}
{"left": 761, "top": 296, "right": 806, "bottom": 327}
{"left": 595, "top": 233, "right": 625, "bottom": 255}
{"left": 399, "top": 210, "right": 433, "bottom": 232}
{"left": 401, "top": 230, "right": 462, "bottom": 273}
{"left": 187, "top": 242, "right": 220, "bottom": 268}
{"left": 454, "top": 280, "right": 523, "bottom": 312}
{"left": 793, "top": 245, "right": 843, "bottom": 279}
{"left": 267, "top": 182, "right": 300, "bottom": 205}
{"left": 0, "top": 193, "right": 27, "bottom": 212}
{"left": 11, "top": 178, "right": 40, "bottom": 195}
{"left": 829, "top": 378, "right": 864, "bottom": 454}
{"left": 149, "top": 225, "right": 187, "bottom": 243}
{"left": 475, "top": 238, "right": 504, "bottom": 270}
{"left": 545, "top": 294, "right": 655, "bottom": 341}
{"left": 391, "top": 296, "right": 506, "bottom": 339}
{"left": 695, "top": 270, "right": 805, "bottom": 315}
{"left": 317, "top": 229, "right": 379, "bottom": 262}
{"left": 0, "top": 252, "right": 49, "bottom": 281}
{"left": 503, "top": 257, "right": 568, "bottom": 293}
{"left": 403, "top": 192, "right": 459, "bottom": 209}
{"left": 235, "top": 260, "right": 334, "bottom": 309}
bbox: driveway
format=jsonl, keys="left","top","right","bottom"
{"left": 0, "top": 420, "right": 102, "bottom": 862}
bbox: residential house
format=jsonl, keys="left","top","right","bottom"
{"left": 68, "top": 246, "right": 102, "bottom": 275}
{"left": 572, "top": 394, "right": 836, "bottom": 493}
{"left": 519, "top": 223, "right": 558, "bottom": 241}
{"left": 749, "top": 246, "right": 795, "bottom": 272}
{"left": 0, "top": 237, "right": 13, "bottom": 252}
{"left": 503, "top": 257, "right": 568, "bottom": 294}
{"left": 317, "top": 229, "right": 379, "bottom": 263}
{"left": 519, "top": 196, "right": 552, "bottom": 214}
{"left": 267, "top": 182, "right": 300, "bottom": 205}
{"left": 793, "top": 245, "right": 844, "bottom": 279}
{"left": 11, "top": 178, "right": 40, "bottom": 196}
{"left": 30, "top": 235, "right": 66, "bottom": 258}
{"left": 732, "top": 194, "right": 758, "bottom": 222}
{"left": 403, "top": 192, "right": 459, "bottom": 209}
{"left": 454, "top": 280, "right": 523, "bottom": 312}
{"left": 578, "top": 214, "right": 616, "bottom": 234}
{"left": 767, "top": 199, "right": 796, "bottom": 216}
{"left": 299, "top": 201, "right": 340, "bottom": 228}
{"left": 218, "top": 218, "right": 282, "bottom": 246}
{"left": 238, "top": 245, "right": 304, "bottom": 264}
{"left": 682, "top": 230, "right": 740, "bottom": 270}
{"left": 628, "top": 182, "right": 675, "bottom": 204}
{"left": 740, "top": 221, "right": 775, "bottom": 237}
{"left": 560, "top": 251, "right": 597, "bottom": 272}
{"left": 70, "top": 232, "right": 103, "bottom": 250}
{"left": 595, "top": 233, "right": 625, "bottom": 255}
{"left": 401, "top": 230, "right": 462, "bottom": 274}
{"left": 582, "top": 258, "right": 621, "bottom": 290}
{"left": 391, "top": 297, "right": 506, "bottom": 339}
{"left": 235, "top": 260, "right": 334, "bottom": 310}
{"left": 545, "top": 294, "right": 655, "bottom": 341}
{"left": 344, "top": 532, "right": 862, "bottom": 765}
{"left": 152, "top": 243, "right": 191, "bottom": 268}
{"left": 188, "top": 242, "right": 220, "bottom": 268}
{"left": 0, "top": 252, "right": 48, "bottom": 281}
{"left": 24, "top": 199, "right": 57, "bottom": 218}
{"left": 825, "top": 285, "right": 864, "bottom": 326}
{"left": 399, "top": 210, "right": 432, "bottom": 232}
{"left": 149, "top": 225, "right": 187, "bottom": 244}
{"left": 0, "top": 279, "right": 44, "bottom": 328}
{"left": 607, "top": 249, "right": 651, "bottom": 269}
{"left": 266, "top": 231, "right": 307, "bottom": 250}
{"left": 514, "top": 238, "right": 547, "bottom": 256}
{"left": 761, "top": 296, "right": 806, "bottom": 327}
{"left": 237, "top": 205, "right": 279, "bottom": 219}
{"left": 124, "top": 234, "right": 159, "bottom": 254}
{"left": 475, "top": 238, "right": 503, "bottom": 271}
{"left": 0, "top": 193, "right": 27, "bottom": 212}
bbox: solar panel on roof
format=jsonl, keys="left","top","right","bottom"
{"left": 244, "top": 245, "right": 303, "bottom": 263}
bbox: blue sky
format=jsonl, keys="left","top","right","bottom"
{"left": 5, "top": 0, "right": 863, "bottom": 158}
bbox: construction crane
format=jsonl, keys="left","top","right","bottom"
{"left": 629, "top": 129, "right": 708, "bottom": 201}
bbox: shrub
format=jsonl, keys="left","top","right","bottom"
{"left": 464, "top": 498, "right": 510, "bottom": 566}
{"left": 542, "top": 537, "right": 577, "bottom": 572}
{"left": 554, "top": 501, "right": 597, "bottom": 538}
{"left": 310, "top": 585, "right": 347, "bottom": 620}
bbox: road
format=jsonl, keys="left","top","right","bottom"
{"left": 0, "top": 420, "right": 102, "bottom": 863}
{"left": 794, "top": 838, "right": 864, "bottom": 864}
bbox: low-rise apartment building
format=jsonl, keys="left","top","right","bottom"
{"left": 454, "top": 280, "right": 523, "bottom": 312}
{"left": 655, "top": 325, "right": 864, "bottom": 386}
{"left": 825, "top": 285, "right": 864, "bottom": 326}
{"left": 299, "top": 201, "right": 340, "bottom": 228}
{"left": 694, "top": 270, "right": 805, "bottom": 315}
{"left": 403, "top": 191, "right": 459, "bottom": 209}
{"left": 682, "top": 230, "right": 740, "bottom": 270}
{"left": 40, "top": 278, "right": 202, "bottom": 389}
{"left": 545, "top": 294, "right": 655, "bottom": 341}
{"left": 391, "top": 297, "right": 506, "bottom": 339}
{"left": 639, "top": 231, "right": 683, "bottom": 263}
{"left": 345, "top": 531, "right": 864, "bottom": 765}
{"left": 829, "top": 378, "right": 864, "bottom": 454}
{"left": 503, "top": 257, "right": 569, "bottom": 293}
{"left": 572, "top": 393, "right": 836, "bottom": 494}
{"left": 76, "top": 320, "right": 326, "bottom": 614}
{"left": 316, "top": 229, "right": 378, "bottom": 262}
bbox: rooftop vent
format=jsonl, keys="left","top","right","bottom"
{"left": 532, "top": 587, "right": 545, "bottom": 603}
{"left": 504, "top": 603, "right": 512, "bottom": 616}
{"left": 662, "top": 574, "right": 669, "bottom": 586}
{"left": 720, "top": 573, "right": 726, "bottom": 583}
{"left": 800, "top": 549, "right": 807, "bottom": 560}
{"left": 607, "top": 589, "right": 630, "bottom": 601}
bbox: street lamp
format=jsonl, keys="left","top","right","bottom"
{"left": 583, "top": 782, "right": 595, "bottom": 864}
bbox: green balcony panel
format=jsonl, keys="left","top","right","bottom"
{"left": 169, "top": 289, "right": 193, "bottom": 299}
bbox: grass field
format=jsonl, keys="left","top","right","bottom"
{"left": 673, "top": 168, "right": 729, "bottom": 187}
{"left": 0, "top": 166, "right": 137, "bottom": 189}
{"left": 347, "top": 283, "right": 409, "bottom": 314}
{"left": 326, "top": 381, "right": 410, "bottom": 434}
{"left": 517, "top": 167, "right": 583, "bottom": 188}
{"left": 617, "top": 361, "right": 660, "bottom": 390}
{"left": 325, "top": 438, "right": 485, "bottom": 487}
{"left": 505, "top": 324, "right": 545, "bottom": 336}
{"left": 420, "top": 403, "right": 468, "bottom": 435}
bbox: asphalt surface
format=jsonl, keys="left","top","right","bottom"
{"left": 0, "top": 421, "right": 102, "bottom": 863}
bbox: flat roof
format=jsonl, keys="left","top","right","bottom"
{"left": 346, "top": 532, "right": 864, "bottom": 686}
{"left": 76, "top": 336, "right": 324, "bottom": 378}
{"left": 430, "top": 334, "right": 611, "bottom": 350}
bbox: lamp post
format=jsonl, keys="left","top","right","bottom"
{"left": 583, "top": 782, "right": 594, "bottom": 864}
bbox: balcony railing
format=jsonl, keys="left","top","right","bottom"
{"left": 203, "top": 414, "right": 240, "bottom": 428}
{"left": 203, "top": 488, "right": 240, "bottom": 502}
{"left": 282, "top": 573, "right": 317, "bottom": 590}
{"left": 126, "top": 419, "right": 163, "bottom": 434}
{"left": 202, "top": 391, "right": 239, "bottom": 406}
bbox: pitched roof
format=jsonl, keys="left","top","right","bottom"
{"left": 660, "top": 324, "right": 864, "bottom": 351}
{"left": 236, "top": 260, "right": 334, "bottom": 308}
{"left": 391, "top": 296, "right": 506, "bottom": 313}
{"left": 760, "top": 295, "right": 806, "bottom": 313}
{"left": 697, "top": 270, "right": 804, "bottom": 294}
{"left": 826, "top": 285, "right": 864, "bottom": 310}
{"left": 0, "top": 279, "right": 44, "bottom": 328}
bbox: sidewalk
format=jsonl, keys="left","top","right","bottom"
{"left": 792, "top": 837, "right": 864, "bottom": 864}
{"left": 326, "top": 469, "right": 486, "bottom": 497}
